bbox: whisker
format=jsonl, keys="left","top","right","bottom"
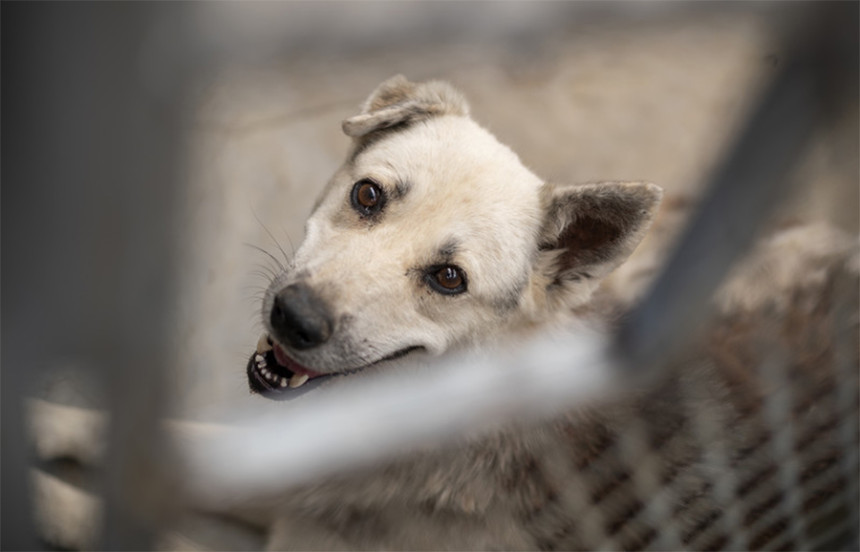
{"left": 278, "top": 222, "right": 297, "bottom": 257}
{"left": 241, "top": 285, "right": 267, "bottom": 296}
{"left": 249, "top": 267, "right": 278, "bottom": 282}
{"left": 246, "top": 282, "right": 271, "bottom": 299}
{"left": 252, "top": 209, "right": 291, "bottom": 266}
{"left": 244, "top": 243, "right": 286, "bottom": 272}
{"left": 242, "top": 279, "right": 270, "bottom": 291}
{"left": 242, "top": 290, "right": 267, "bottom": 302}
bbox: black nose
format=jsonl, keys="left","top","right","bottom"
{"left": 270, "top": 283, "right": 333, "bottom": 350}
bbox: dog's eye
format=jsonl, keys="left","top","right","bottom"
{"left": 426, "top": 265, "right": 467, "bottom": 295}
{"left": 351, "top": 179, "right": 385, "bottom": 216}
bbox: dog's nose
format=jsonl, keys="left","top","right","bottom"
{"left": 270, "top": 283, "right": 333, "bottom": 350}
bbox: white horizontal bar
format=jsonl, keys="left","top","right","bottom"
{"left": 180, "top": 329, "right": 618, "bottom": 504}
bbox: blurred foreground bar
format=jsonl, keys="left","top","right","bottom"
{"left": 2, "top": 2, "right": 192, "bottom": 549}
{"left": 615, "top": 1, "right": 859, "bottom": 370}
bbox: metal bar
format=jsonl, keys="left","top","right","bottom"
{"left": 759, "top": 356, "right": 811, "bottom": 549}
{"left": 686, "top": 383, "right": 750, "bottom": 550}
{"left": 181, "top": 331, "right": 616, "bottom": 504}
{"left": 834, "top": 284, "right": 860, "bottom": 549}
{"left": 2, "top": 4, "right": 91, "bottom": 548}
{"left": 90, "top": 5, "right": 192, "bottom": 548}
{"left": 2, "top": 2, "right": 193, "bottom": 548}
{"left": 614, "top": 43, "right": 821, "bottom": 370}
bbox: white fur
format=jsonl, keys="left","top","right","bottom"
{"left": 262, "top": 77, "right": 660, "bottom": 375}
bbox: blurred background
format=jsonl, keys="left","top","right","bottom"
{"left": 3, "top": 1, "right": 857, "bottom": 549}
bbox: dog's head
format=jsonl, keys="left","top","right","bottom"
{"left": 248, "top": 76, "right": 662, "bottom": 399}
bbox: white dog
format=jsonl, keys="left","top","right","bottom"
{"left": 246, "top": 75, "right": 661, "bottom": 399}
{"left": 32, "top": 76, "right": 858, "bottom": 551}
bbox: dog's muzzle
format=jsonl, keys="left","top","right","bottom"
{"left": 247, "top": 283, "right": 426, "bottom": 400}
{"left": 247, "top": 283, "right": 336, "bottom": 400}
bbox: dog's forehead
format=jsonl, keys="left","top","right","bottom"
{"left": 356, "top": 116, "right": 539, "bottom": 193}
{"left": 348, "top": 116, "right": 544, "bottom": 289}
{"left": 353, "top": 117, "right": 543, "bottom": 225}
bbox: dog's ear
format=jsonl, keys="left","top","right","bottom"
{"left": 342, "top": 75, "right": 469, "bottom": 139}
{"left": 533, "top": 181, "right": 662, "bottom": 309}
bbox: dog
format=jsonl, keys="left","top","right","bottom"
{"left": 239, "top": 76, "right": 858, "bottom": 550}
{"left": 246, "top": 75, "right": 661, "bottom": 399}
{"left": 31, "top": 76, "right": 858, "bottom": 550}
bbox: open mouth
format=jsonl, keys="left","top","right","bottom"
{"left": 246, "top": 334, "right": 426, "bottom": 401}
{"left": 246, "top": 334, "right": 330, "bottom": 400}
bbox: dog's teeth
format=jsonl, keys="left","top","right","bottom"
{"left": 255, "top": 354, "right": 264, "bottom": 363}
{"left": 256, "top": 334, "right": 273, "bottom": 354}
{"left": 261, "top": 368, "right": 269, "bottom": 376}
{"left": 280, "top": 378, "right": 287, "bottom": 387}
{"left": 289, "top": 373, "right": 310, "bottom": 388}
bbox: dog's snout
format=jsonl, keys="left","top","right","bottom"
{"left": 270, "top": 284, "right": 333, "bottom": 350}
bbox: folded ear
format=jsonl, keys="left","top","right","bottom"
{"left": 342, "top": 75, "right": 469, "bottom": 139}
{"left": 534, "top": 181, "right": 662, "bottom": 309}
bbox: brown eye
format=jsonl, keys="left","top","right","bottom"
{"left": 426, "top": 265, "right": 467, "bottom": 295}
{"left": 437, "top": 267, "right": 462, "bottom": 289}
{"left": 357, "top": 182, "right": 379, "bottom": 207}
{"left": 351, "top": 179, "right": 385, "bottom": 216}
